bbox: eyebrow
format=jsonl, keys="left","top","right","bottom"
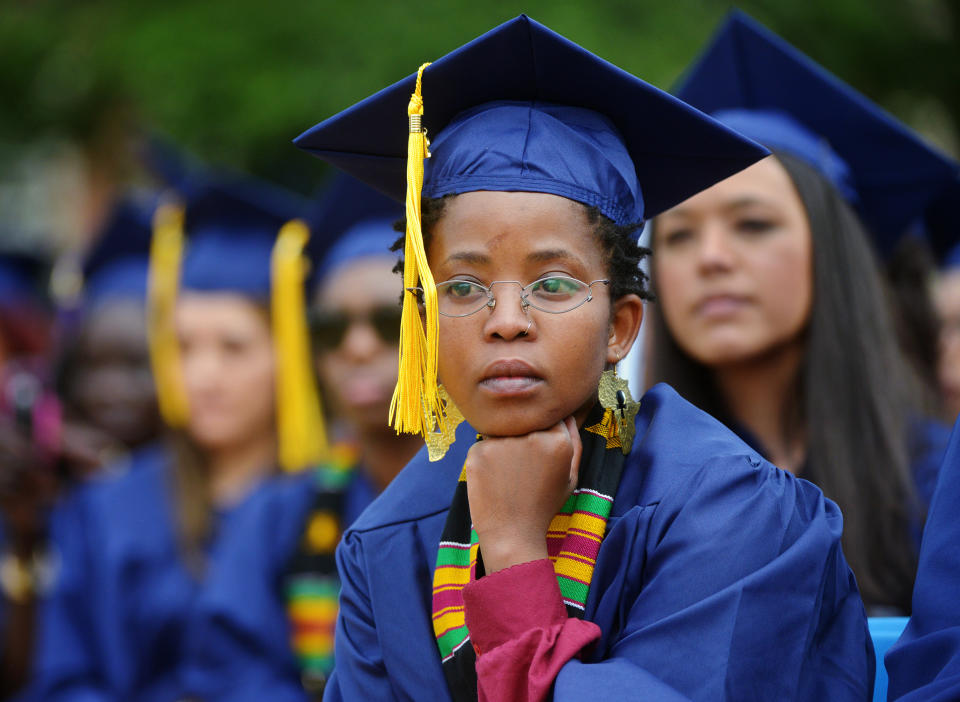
{"left": 444, "top": 251, "right": 491, "bottom": 265}
{"left": 665, "top": 196, "right": 772, "bottom": 219}
{"left": 443, "top": 248, "right": 576, "bottom": 266}
{"left": 722, "top": 196, "right": 773, "bottom": 212}
{"left": 525, "top": 248, "right": 576, "bottom": 264}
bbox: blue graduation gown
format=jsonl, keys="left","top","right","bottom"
{"left": 32, "top": 445, "right": 317, "bottom": 702}
{"left": 886, "top": 416, "right": 960, "bottom": 701}
{"left": 180, "top": 465, "right": 379, "bottom": 701}
{"left": 324, "top": 384, "right": 874, "bottom": 701}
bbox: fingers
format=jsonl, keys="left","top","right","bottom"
{"left": 562, "top": 416, "right": 582, "bottom": 489}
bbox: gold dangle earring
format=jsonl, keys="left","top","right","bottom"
{"left": 423, "top": 385, "right": 465, "bottom": 462}
{"left": 597, "top": 351, "right": 641, "bottom": 454}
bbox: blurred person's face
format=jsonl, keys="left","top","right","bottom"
{"left": 177, "top": 293, "right": 276, "bottom": 452}
{"left": 934, "top": 268, "right": 960, "bottom": 419}
{"left": 313, "top": 258, "right": 401, "bottom": 435}
{"left": 67, "top": 300, "right": 160, "bottom": 448}
{"left": 653, "top": 157, "right": 813, "bottom": 368}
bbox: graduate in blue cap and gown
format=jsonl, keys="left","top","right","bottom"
{"left": 53, "top": 194, "right": 166, "bottom": 473}
{"left": 885, "top": 413, "right": 960, "bottom": 700}
{"left": 282, "top": 176, "right": 423, "bottom": 694}
{"left": 32, "top": 175, "right": 327, "bottom": 702}
{"left": 647, "top": 10, "right": 958, "bottom": 615}
{"left": 294, "top": 15, "right": 873, "bottom": 701}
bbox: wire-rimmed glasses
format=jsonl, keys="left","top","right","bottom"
{"left": 408, "top": 275, "right": 610, "bottom": 317}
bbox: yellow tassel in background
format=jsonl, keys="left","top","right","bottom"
{"left": 389, "top": 61, "right": 445, "bottom": 438}
{"left": 272, "top": 219, "right": 329, "bottom": 471}
{"left": 147, "top": 199, "right": 190, "bottom": 428}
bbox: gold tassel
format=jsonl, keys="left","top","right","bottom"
{"left": 272, "top": 219, "right": 329, "bottom": 471}
{"left": 389, "top": 61, "right": 445, "bottom": 438}
{"left": 147, "top": 199, "right": 190, "bottom": 428}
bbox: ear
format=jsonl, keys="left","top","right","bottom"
{"left": 606, "top": 294, "right": 644, "bottom": 365}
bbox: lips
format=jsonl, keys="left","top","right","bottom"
{"left": 695, "top": 293, "right": 751, "bottom": 318}
{"left": 479, "top": 358, "right": 543, "bottom": 395}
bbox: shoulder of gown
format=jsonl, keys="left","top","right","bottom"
{"left": 346, "top": 421, "right": 476, "bottom": 533}
{"left": 907, "top": 416, "right": 952, "bottom": 508}
{"left": 887, "top": 416, "right": 960, "bottom": 701}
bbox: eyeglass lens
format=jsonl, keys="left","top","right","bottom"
{"left": 435, "top": 276, "right": 601, "bottom": 317}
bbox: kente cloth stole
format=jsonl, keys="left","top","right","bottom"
{"left": 431, "top": 404, "right": 626, "bottom": 702}
{"left": 284, "top": 443, "right": 359, "bottom": 697}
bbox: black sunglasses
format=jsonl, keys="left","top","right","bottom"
{"left": 310, "top": 305, "right": 403, "bottom": 351}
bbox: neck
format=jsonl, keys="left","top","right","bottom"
{"left": 357, "top": 424, "right": 423, "bottom": 492}
{"left": 712, "top": 342, "right": 806, "bottom": 474}
{"left": 206, "top": 431, "right": 277, "bottom": 507}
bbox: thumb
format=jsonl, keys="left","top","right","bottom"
{"left": 563, "top": 416, "right": 582, "bottom": 490}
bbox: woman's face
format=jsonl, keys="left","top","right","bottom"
{"left": 177, "top": 293, "right": 276, "bottom": 452}
{"left": 429, "top": 191, "right": 641, "bottom": 437}
{"left": 314, "top": 257, "right": 401, "bottom": 434}
{"left": 653, "top": 157, "right": 814, "bottom": 367}
{"left": 67, "top": 300, "right": 159, "bottom": 448}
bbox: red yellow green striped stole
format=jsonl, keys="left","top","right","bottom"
{"left": 432, "top": 404, "right": 626, "bottom": 702}
{"left": 284, "top": 443, "right": 358, "bottom": 696}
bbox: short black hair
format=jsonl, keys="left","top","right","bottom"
{"left": 391, "top": 195, "right": 652, "bottom": 302}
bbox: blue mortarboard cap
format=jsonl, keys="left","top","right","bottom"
{"left": 317, "top": 216, "right": 399, "bottom": 283}
{"left": 306, "top": 174, "right": 402, "bottom": 290}
{"left": 0, "top": 252, "right": 47, "bottom": 305}
{"left": 180, "top": 174, "right": 308, "bottom": 298}
{"left": 294, "top": 14, "right": 769, "bottom": 226}
{"left": 675, "top": 10, "right": 960, "bottom": 254}
{"left": 307, "top": 174, "right": 400, "bottom": 244}
{"left": 82, "top": 193, "right": 158, "bottom": 306}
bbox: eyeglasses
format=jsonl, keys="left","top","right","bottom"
{"left": 408, "top": 275, "right": 609, "bottom": 317}
{"left": 310, "top": 305, "right": 402, "bottom": 350}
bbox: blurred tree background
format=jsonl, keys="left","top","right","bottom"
{"left": 1, "top": 0, "right": 957, "bottom": 252}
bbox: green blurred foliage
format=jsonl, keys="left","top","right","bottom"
{"left": 2, "top": 0, "right": 957, "bottom": 193}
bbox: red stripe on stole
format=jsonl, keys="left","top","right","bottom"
{"left": 432, "top": 589, "right": 465, "bottom": 613}
{"left": 293, "top": 620, "right": 336, "bottom": 636}
{"left": 557, "top": 531, "right": 603, "bottom": 560}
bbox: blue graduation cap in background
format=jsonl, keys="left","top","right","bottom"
{"left": 294, "top": 14, "right": 768, "bottom": 226}
{"left": 180, "top": 174, "right": 309, "bottom": 297}
{"left": 675, "top": 10, "right": 960, "bottom": 255}
{"left": 82, "top": 193, "right": 158, "bottom": 307}
{"left": 306, "top": 174, "right": 402, "bottom": 287}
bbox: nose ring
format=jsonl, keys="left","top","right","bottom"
{"left": 522, "top": 319, "right": 533, "bottom": 336}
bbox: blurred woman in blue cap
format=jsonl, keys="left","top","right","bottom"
{"left": 55, "top": 194, "right": 164, "bottom": 473}
{"left": 649, "top": 11, "right": 957, "bottom": 616}
{"left": 33, "top": 175, "right": 324, "bottom": 702}
{"left": 281, "top": 178, "right": 423, "bottom": 695}
{"left": 295, "top": 14, "right": 872, "bottom": 701}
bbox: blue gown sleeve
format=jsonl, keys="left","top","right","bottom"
{"left": 551, "top": 456, "right": 873, "bottom": 701}
{"left": 886, "top": 418, "right": 960, "bottom": 701}
{"left": 31, "top": 490, "right": 112, "bottom": 702}
{"left": 322, "top": 532, "right": 398, "bottom": 702}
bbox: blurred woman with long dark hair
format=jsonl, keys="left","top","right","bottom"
{"left": 33, "top": 177, "right": 324, "bottom": 702}
{"left": 648, "top": 12, "right": 957, "bottom": 614}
